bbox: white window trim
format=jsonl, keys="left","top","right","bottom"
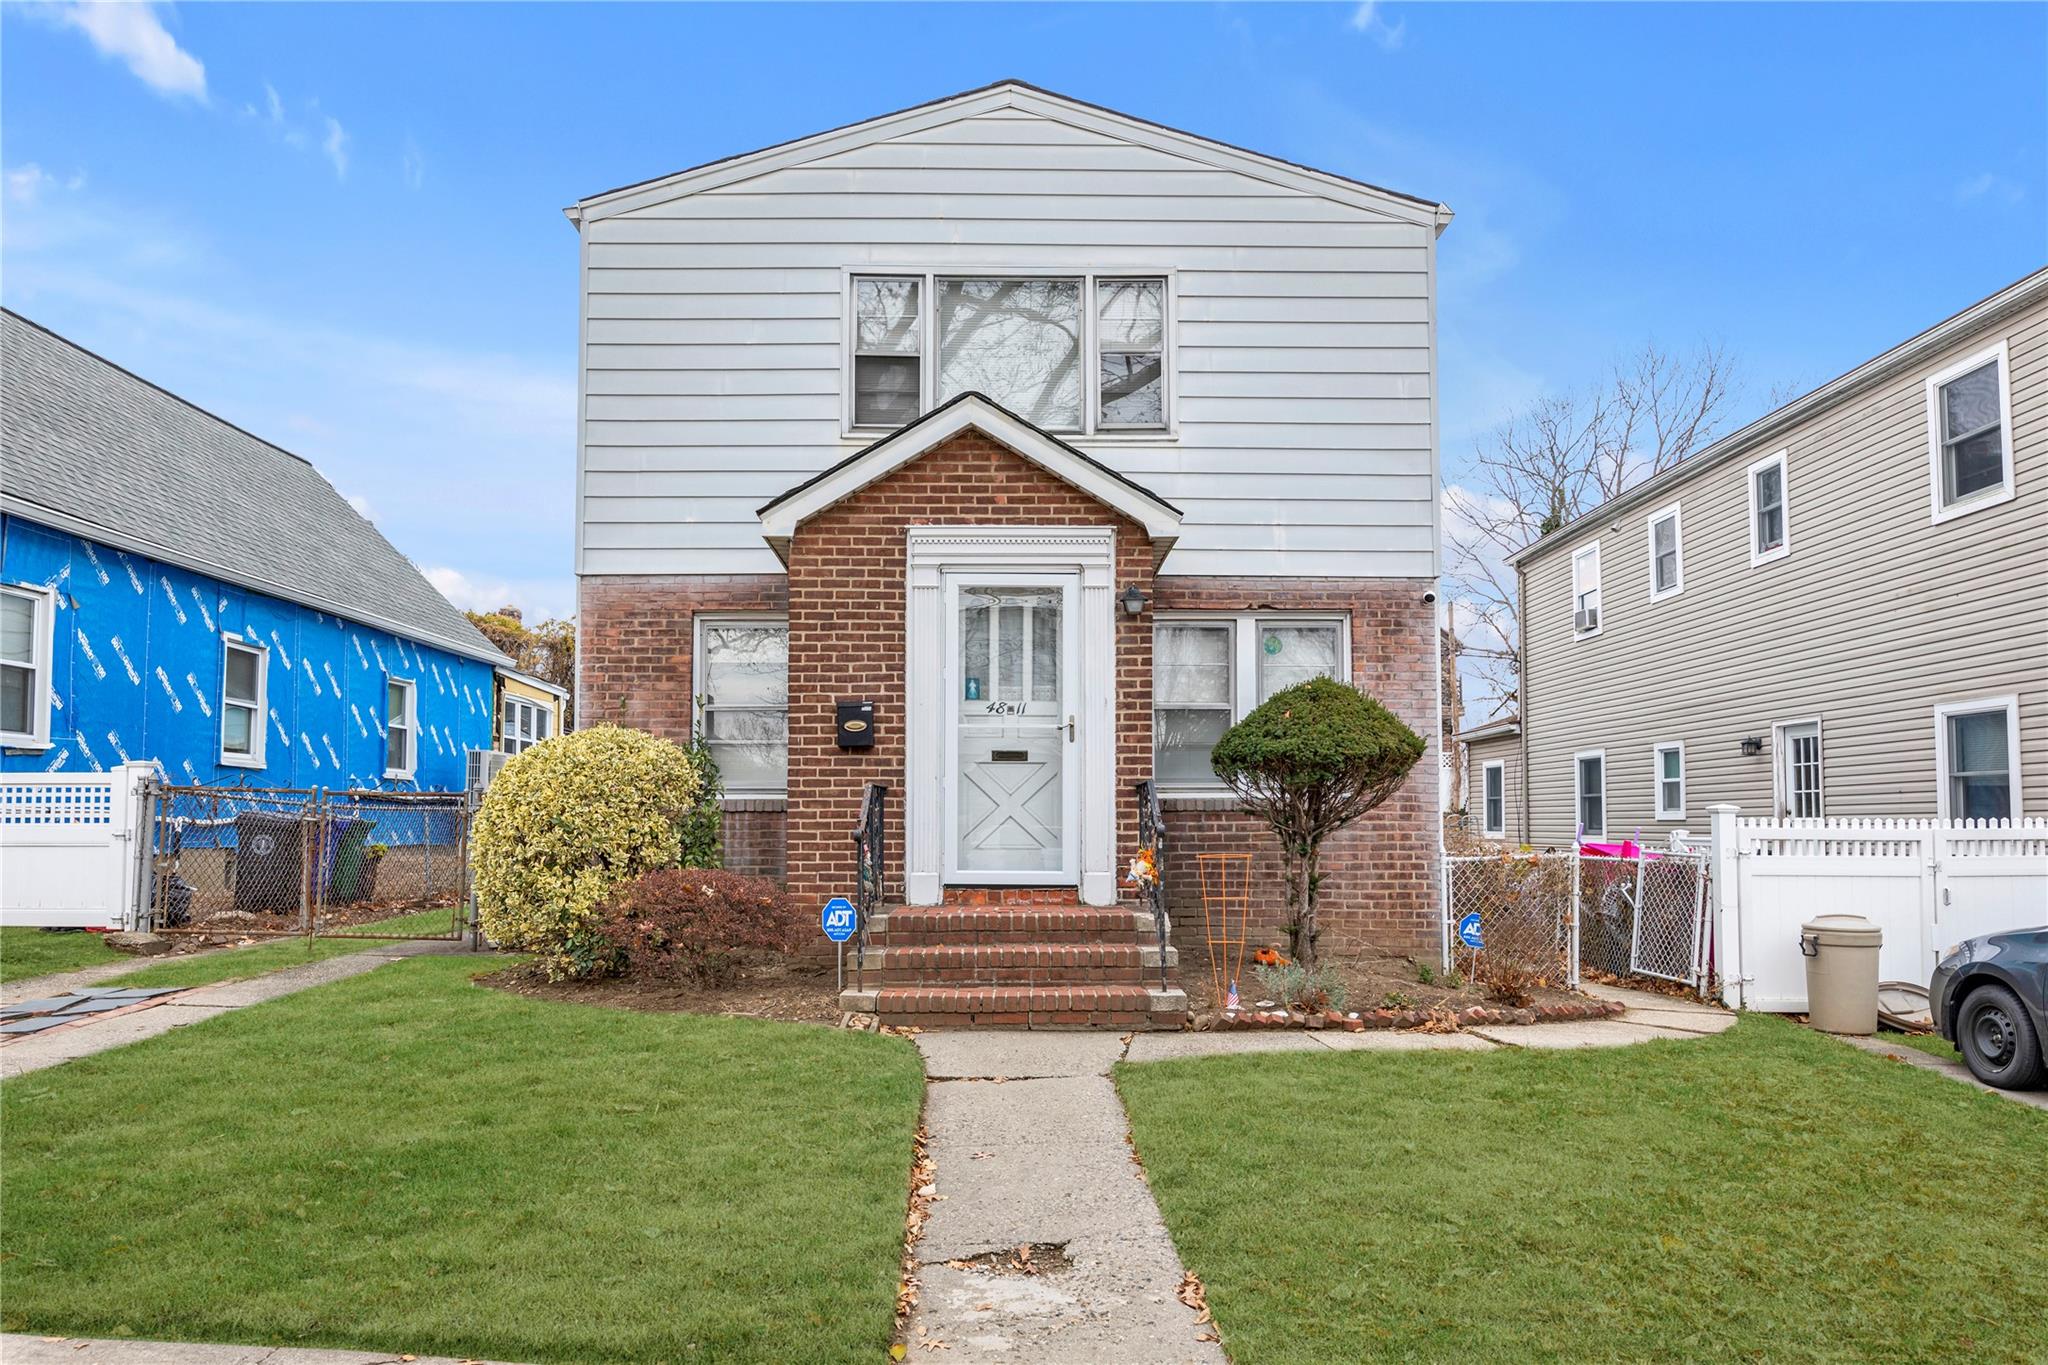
{"left": 1645, "top": 502, "right": 1685, "bottom": 603}
{"left": 1152, "top": 611, "right": 1351, "bottom": 795}
{"left": 1652, "top": 741, "right": 1685, "bottom": 821}
{"left": 1480, "top": 759, "right": 1506, "bottom": 837}
{"left": 1933, "top": 694, "right": 2023, "bottom": 822}
{"left": 501, "top": 695, "right": 552, "bottom": 755}
{"left": 219, "top": 634, "right": 269, "bottom": 769}
{"left": 691, "top": 613, "right": 790, "bottom": 797}
{"left": 1772, "top": 717, "right": 1825, "bottom": 820}
{"left": 841, "top": 267, "right": 1178, "bottom": 441}
{"left": 384, "top": 676, "right": 417, "bottom": 780}
{"left": 1574, "top": 748, "right": 1607, "bottom": 839}
{"left": 1570, "top": 542, "right": 1603, "bottom": 639}
{"left": 1925, "top": 338, "right": 2016, "bottom": 525}
{"left": 0, "top": 581, "right": 56, "bottom": 750}
{"left": 1747, "top": 450, "right": 1791, "bottom": 567}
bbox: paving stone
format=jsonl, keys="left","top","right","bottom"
{"left": 0, "top": 1016, "right": 68, "bottom": 1034}
{"left": 918, "top": 1031, "right": 1128, "bottom": 1079}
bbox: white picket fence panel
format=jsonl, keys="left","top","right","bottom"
{"left": 0, "top": 764, "right": 155, "bottom": 929}
{"left": 1712, "top": 809, "right": 2048, "bottom": 1012}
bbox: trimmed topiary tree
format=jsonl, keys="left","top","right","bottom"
{"left": 473, "top": 724, "right": 705, "bottom": 978}
{"left": 1210, "top": 676, "right": 1426, "bottom": 965}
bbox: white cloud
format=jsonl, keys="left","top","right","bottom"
{"left": 1347, "top": 1, "right": 1405, "bottom": 51}
{"left": 401, "top": 135, "right": 425, "bottom": 191}
{"left": 48, "top": 2, "right": 207, "bottom": 102}
{"left": 4, "top": 163, "right": 83, "bottom": 204}
{"left": 1956, "top": 171, "right": 2024, "bottom": 205}
{"left": 321, "top": 117, "right": 349, "bottom": 180}
{"left": 424, "top": 567, "right": 574, "bottom": 623}
{"left": 344, "top": 492, "right": 374, "bottom": 519}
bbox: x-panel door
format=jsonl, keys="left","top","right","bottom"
{"left": 944, "top": 573, "right": 1079, "bottom": 885}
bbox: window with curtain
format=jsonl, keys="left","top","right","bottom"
{"left": 1154, "top": 622, "right": 1234, "bottom": 787}
{"left": 853, "top": 277, "right": 921, "bottom": 428}
{"left": 698, "top": 619, "right": 789, "bottom": 794}
{"left": 221, "top": 638, "right": 266, "bottom": 766}
{"left": 1935, "top": 358, "right": 2006, "bottom": 508}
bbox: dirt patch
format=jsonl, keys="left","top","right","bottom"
{"left": 479, "top": 956, "right": 843, "bottom": 1023}
{"left": 1175, "top": 934, "right": 1584, "bottom": 1025}
{"left": 944, "top": 1242, "right": 1073, "bottom": 1276}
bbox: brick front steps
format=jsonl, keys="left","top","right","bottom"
{"left": 838, "top": 904, "right": 1187, "bottom": 1030}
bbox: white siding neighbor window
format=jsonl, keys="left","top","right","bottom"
{"left": 1653, "top": 742, "right": 1685, "bottom": 820}
{"left": 385, "top": 677, "right": 417, "bottom": 778}
{"left": 1748, "top": 450, "right": 1790, "bottom": 565}
{"left": 1153, "top": 614, "right": 1346, "bottom": 789}
{"left": 1935, "top": 695, "right": 2021, "bottom": 821}
{"left": 0, "top": 583, "right": 55, "bottom": 748}
{"left": 848, "top": 273, "right": 1170, "bottom": 436}
{"left": 695, "top": 617, "right": 789, "bottom": 795}
{"left": 1570, "top": 543, "right": 1602, "bottom": 637}
{"left": 1575, "top": 750, "right": 1606, "bottom": 838}
{"left": 1481, "top": 760, "right": 1506, "bottom": 837}
{"left": 1775, "top": 719, "right": 1824, "bottom": 819}
{"left": 1646, "top": 503, "right": 1684, "bottom": 601}
{"left": 1926, "top": 340, "right": 2015, "bottom": 522}
{"left": 502, "top": 697, "right": 552, "bottom": 755}
{"left": 220, "top": 636, "right": 268, "bottom": 768}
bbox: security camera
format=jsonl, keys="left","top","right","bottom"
{"left": 1422, "top": 589, "right": 1439, "bottom": 604}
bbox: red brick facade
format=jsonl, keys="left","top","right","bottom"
{"left": 577, "top": 425, "right": 1440, "bottom": 953}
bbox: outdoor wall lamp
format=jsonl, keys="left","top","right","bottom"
{"left": 1740, "top": 736, "right": 1765, "bottom": 757}
{"left": 1120, "top": 585, "right": 1149, "bottom": 616}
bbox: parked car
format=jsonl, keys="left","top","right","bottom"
{"left": 1930, "top": 929, "right": 2048, "bottom": 1090}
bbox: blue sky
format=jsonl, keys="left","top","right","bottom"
{"left": 5, "top": 2, "right": 2043, "bottom": 622}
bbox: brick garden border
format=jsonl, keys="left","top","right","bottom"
{"left": 1213, "top": 997, "right": 1627, "bottom": 1032}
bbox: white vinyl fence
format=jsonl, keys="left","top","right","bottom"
{"left": 1707, "top": 805, "right": 2048, "bottom": 1012}
{"left": 0, "top": 763, "right": 156, "bottom": 929}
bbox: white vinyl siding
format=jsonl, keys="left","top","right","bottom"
{"left": 1935, "top": 695, "right": 2021, "bottom": 821}
{"left": 1926, "top": 339, "right": 2015, "bottom": 522}
{"left": 0, "top": 582, "right": 54, "bottom": 748}
{"left": 1646, "top": 503, "right": 1683, "bottom": 601}
{"left": 384, "top": 677, "right": 417, "bottom": 778}
{"left": 1748, "top": 450, "right": 1790, "bottom": 565}
{"left": 694, "top": 616, "right": 789, "bottom": 795}
{"left": 1481, "top": 759, "right": 1506, "bottom": 836}
{"left": 1571, "top": 543, "right": 1602, "bottom": 637}
{"left": 1153, "top": 613, "right": 1346, "bottom": 790}
{"left": 577, "top": 103, "right": 1437, "bottom": 580}
{"left": 220, "top": 636, "right": 268, "bottom": 768}
{"left": 1653, "top": 742, "right": 1685, "bottom": 820}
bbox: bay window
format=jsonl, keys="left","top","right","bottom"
{"left": 848, "top": 273, "right": 1170, "bottom": 435}
{"left": 502, "top": 696, "right": 552, "bottom": 755}
{"left": 696, "top": 617, "right": 789, "bottom": 795}
{"left": 1152, "top": 614, "right": 1347, "bottom": 790}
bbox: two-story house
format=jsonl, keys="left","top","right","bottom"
{"left": 568, "top": 82, "right": 1451, "bottom": 1025}
{"left": 1487, "top": 270, "right": 2046, "bottom": 846}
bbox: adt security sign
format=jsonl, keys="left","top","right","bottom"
{"left": 1457, "top": 912, "right": 1485, "bottom": 950}
{"left": 822, "top": 897, "right": 857, "bottom": 943}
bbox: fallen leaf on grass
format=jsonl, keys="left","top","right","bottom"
{"left": 890, "top": 1344, "right": 908, "bottom": 1361}
{"left": 1177, "top": 1269, "right": 1213, "bottom": 1324}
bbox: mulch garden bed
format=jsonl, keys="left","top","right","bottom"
{"left": 480, "top": 957, "right": 844, "bottom": 1023}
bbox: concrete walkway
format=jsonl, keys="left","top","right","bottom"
{"left": 1840, "top": 1033, "right": 2048, "bottom": 1111}
{"left": 1, "top": 1335, "right": 519, "bottom": 1365}
{"left": 0, "top": 940, "right": 461, "bottom": 1079}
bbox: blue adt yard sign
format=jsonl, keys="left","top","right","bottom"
{"left": 1457, "top": 912, "right": 1485, "bottom": 950}
{"left": 822, "top": 897, "right": 857, "bottom": 943}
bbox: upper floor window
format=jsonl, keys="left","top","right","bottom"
{"left": 1935, "top": 695, "right": 2020, "bottom": 821}
{"left": 696, "top": 616, "right": 789, "bottom": 795}
{"left": 1926, "top": 340, "right": 2015, "bottom": 522}
{"left": 1748, "top": 450, "right": 1790, "bottom": 565}
{"left": 1, "top": 583, "right": 54, "bottom": 748}
{"left": 1153, "top": 614, "right": 1346, "bottom": 789}
{"left": 1481, "top": 760, "right": 1505, "bottom": 837}
{"left": 385, "top": 677, "right": 417, "bottom": 778}
{"left": 502, "top": 696, "right": 553, "bottom": 755}
{"left": 848, "top": 273, "right": 1170, "bottom": 436}
{"left": 220, "top": 636, "right": 268, "bottom": 768}
{"left": 1646, "top": 503, "right": 1683, "bottom": 601}
{"left": 1571, "top": 543, "right": 1602, "bottom": 637}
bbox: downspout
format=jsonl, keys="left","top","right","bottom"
{"left": 1516, "top": 557, "right": 1531, "bottom": 845}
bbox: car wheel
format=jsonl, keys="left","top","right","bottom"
{"left": 1956, "top": 984, "right": 2047, "bottom": 1091}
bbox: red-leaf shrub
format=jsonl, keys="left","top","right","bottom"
{"left": 597, "top": 868, "right": 806, "bottom": 985}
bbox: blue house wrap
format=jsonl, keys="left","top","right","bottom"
{"left": 1, "top": 311, "right": 511, "bottom": 795}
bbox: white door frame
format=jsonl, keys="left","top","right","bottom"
{"left": 942, "top": 572, "right": 1080, "bottom": 887}
{"left": 906, "top": 526, "right": 1117, "bottom": 906}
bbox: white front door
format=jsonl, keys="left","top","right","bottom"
{"left": 944, "top": 573, "right": 1079, "bottom": 884}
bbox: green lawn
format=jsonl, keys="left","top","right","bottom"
{"left": 0, "top": 927, "right": 122, "bottom": 983}
{"left": 1118, "top": 1015, "right": 2046, "bottom": 1364}
{"left": 2, "top": 954, "right": 926, "bottom": 1364}
{"left": 106, "top": 910, "right": 463, "bottom": 989}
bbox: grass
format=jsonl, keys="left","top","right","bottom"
{"left": 1879, "top": 1029, "right": 1964, "bottom": 1064}
{"left": 1, "top": 953, "right": 925, "bottom": 1364}
{"left": 0, "top": 927, "right": 122, "bottom": 983}
{"left": 1117, "top": 1015, "right": 2047, "bottom": 1364}
{"left": 105, "top": 910, "right": 463, "bottom": 989}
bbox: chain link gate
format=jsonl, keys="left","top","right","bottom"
{"left": 142, "top": 783, "right": 473, "bottom": 942}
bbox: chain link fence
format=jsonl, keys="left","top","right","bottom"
{"left": 1444, "top": 846, "right": 1712, "bottom": 998}
{"left": 145, "top": 784, "right": 471, "bottom": 941}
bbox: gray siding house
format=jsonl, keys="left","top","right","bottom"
{"left": 1459, "top": 716, "right": 1522, "bottom": 842}
{"left": 1509, "top": 270, "right": 2047, "bottom": 846}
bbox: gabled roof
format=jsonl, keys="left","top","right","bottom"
{"left": 0, "top": 311, "right": 510, "bottom": 667}
{"left": 756, "top": 391, "right": 1182, "bottom": 560}
{"left": 568, "top": 79, "right": 1451, "bottom": 232}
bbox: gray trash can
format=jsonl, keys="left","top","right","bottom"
{"left": 1800, "top": 914, "right": 1883, "bottom": 1034}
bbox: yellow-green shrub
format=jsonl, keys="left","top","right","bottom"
{"left": 473, "top": 725, "right": 704, "bottom": 977}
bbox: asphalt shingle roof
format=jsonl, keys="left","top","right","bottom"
{"left": 1, "top": 310, "right": 508, "bottom": 666}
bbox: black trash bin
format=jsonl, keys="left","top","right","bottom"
{"left": 233, "top": 811, "right": 305, "bottom": 914}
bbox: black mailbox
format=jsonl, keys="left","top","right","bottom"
{"left": 835, "top": 699, "right": 876, "bottom": 749}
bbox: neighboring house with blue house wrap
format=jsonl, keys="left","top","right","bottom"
{"left": 1, "top": 310, "right": 510, "bottom": 791}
